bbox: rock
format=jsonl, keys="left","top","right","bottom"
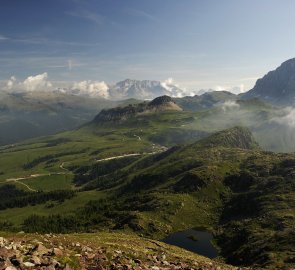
{"left": 23, "top": 261, "right": 35, "bottom": 267}
{"left": 35, "top": 244, "right": 49, "bottom": 255}
{"left": 86, "top": 253, "right": 96, "bottom": 259}
{"left": 31, "top": 255, "right": 41, "bottom": 265}
{"left": 151, "top": 267, "right": 160, "bottom": 270}
{"left": 134, "top": 258, "right": 142, "bottom": 264}
{"left": 10, "top": 256, "right": 21, "bottom": 266}
{"left": 53, "top": 247, "right": 63, "bottom": 256}
{"left": 0, "top": 237, "right": 6, "bottom": 247}
{"left": 5, "top": 267, "right": 17, "bottom": 270}
{"left": 162, "top": 260, "right": 169, "bottom": 266}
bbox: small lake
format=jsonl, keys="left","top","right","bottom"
{"left": 162, "top": 229, "right": 218, "bottom": 259}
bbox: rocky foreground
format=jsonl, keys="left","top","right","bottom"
{"left": 0, "top": 232, "right": 248, "bottom": 270}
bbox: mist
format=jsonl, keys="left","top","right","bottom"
{"left": 188, "top": 100, "right": 295, "bottom": 153}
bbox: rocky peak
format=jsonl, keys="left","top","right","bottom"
{"left": 93, "top": 95, "right": 182, "bottom": 123}
{"left": 243, "top": 58, "right": 295, "bottom": 104}
{"left": 148, "top": 95, "right": 173, "bottom": 106}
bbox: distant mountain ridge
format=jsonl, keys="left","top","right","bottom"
{"left": 108, "top": 79, "right": 185, "bottom": 100}
{"left": 62, "top": 78, "right": 186, "bottom": 100}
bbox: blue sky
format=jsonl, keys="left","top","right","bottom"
{"left": 0, "top": 0, "right": 295, "bottom": 92}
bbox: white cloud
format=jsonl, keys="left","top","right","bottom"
{"left": 4, "top": 73, "right": 52, "bottom": 92}
{"left": 221, "top": 100, "right": 240, "bottom": 111}
{"left": 72, "top": 80, "right": 109, "bottom": 98}
{"left": 214, "top": 84, "right": 246, "bottom": 94}
{"left": 23, "top": 72, "right": 52, "bottom": 91}
{"left": 6, "top": 76, "right": 16, "bottom": 90}
{"left": 161, "top": 78, "right": 191, "bottom": 97}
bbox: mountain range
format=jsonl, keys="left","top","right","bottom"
{"left": 57, "top": 78, "right": 187, "bottom": 100}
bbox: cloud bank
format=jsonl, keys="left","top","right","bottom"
{"left": 1, "top": 72, "right": 246, "bottom": 100}
{"left": 72, "top": 80, "right": 109, "bottom": 98}
{"left": 271, "top": 107, "right": 295, "bottom": 128}
{"left": 5, "top": 73, "right": 53, "bottom": 92}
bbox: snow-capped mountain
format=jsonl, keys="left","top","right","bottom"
{"left": 108, "top": 79, "right": 185, "bottom": 100}
{"left": 58, "top": 79, "right": 186, "bottom": 100}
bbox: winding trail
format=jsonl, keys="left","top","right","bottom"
{"left": 5, "top": 174, "right": 48, "bottom": 192}
{"left": 60, "top": 162, "right": 70, "bottom": 171}
{"left": 4, "top": 163, "right": 71, "bottom": 192}
{"left": 3, "top": 146, "right": 168, "bottom": 191}
{"left": 6, "top": 178, "right": 37, "bottom": 192}
{"left": 95, "top": 148, "right": 167, "bottom": 163}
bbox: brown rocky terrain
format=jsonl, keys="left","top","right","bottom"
{"left": 0, "top": 233, "right": 248, "bottom": 270}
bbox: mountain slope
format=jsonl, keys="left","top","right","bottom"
{"left": 243, "top": 58, "right": 295, "bottom": 104}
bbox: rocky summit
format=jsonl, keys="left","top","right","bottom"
{"left": 93, "top": 95, "right": 182, "bottom": 123}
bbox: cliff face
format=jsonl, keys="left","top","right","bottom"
{"left": 93, "top": 95, "right": 182, "bottom": 123}
{"left": 243, "top": 58, "right": 295, "bottom": 104}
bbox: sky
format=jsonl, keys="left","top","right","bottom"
{"left": 0, "top": 0, "right": 295, "bottom": 94}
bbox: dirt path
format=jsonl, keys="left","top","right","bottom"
{"left": 96, "top": 153, "right": 142, "bottom": 162}
{"left": 5, "top": 173, "right": 52, "bottom": 192}
{"left": 4, "top": 169, "right": 69, "bottom": 192}
{"left": 60, "top": 162, "right": 70, "bottom": 171}
{"left": 6, "top": 179, "right": 37, "bottom": 192}
{"left": 95, "top": 149, "right": 167, "bottom": 163}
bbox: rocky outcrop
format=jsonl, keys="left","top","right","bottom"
{"left": 93, "top": 95, "right": 182, "bottom": 123}
{"left": 0, "top": 234, "right": 246, "bottom": 270}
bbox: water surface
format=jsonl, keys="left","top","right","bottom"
{"left": 162, "top": 229, "right": 218, "bottom": 258}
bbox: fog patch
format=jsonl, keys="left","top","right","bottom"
{"left": 271, "top": 107, "right": 295, "bottom": 128}
{"left": 220, "top": 101, "right": 240, "bottom": 111}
